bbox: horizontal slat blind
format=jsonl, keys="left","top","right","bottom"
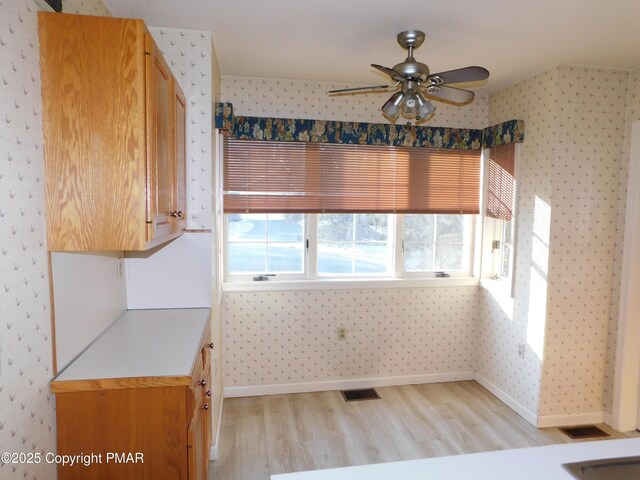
{"left": 224, "top": 137, "right": 481, "bottom": 214}
{"left": 486, "top": 143, "right": 516, "bottom": 221}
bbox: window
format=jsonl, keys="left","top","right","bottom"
{"left": 317, "top": 214, "right": 392, "bottom": 275}
{"left": 483, "top": 143, "right": 517, "bottom": 286}
{"left": 226, "top": 214, "right": 305, "bottom": 278}
{"left": 404, "top": 214, "right": 474, "bottom": 272}
{"left": 225, "top": 213, "right": 474, "bottom": 280}
{"left": 223, "top": 136, "right": 481, "bottom": 282}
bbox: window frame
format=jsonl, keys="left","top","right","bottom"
{"left": 223, "top": 213, "right": 308, "bottom": 283}
{"left": 480, "top": 144, "right": 520, "bottom": 297}
{"left": 224, "top": 213, "right": 476, "bottom": 283}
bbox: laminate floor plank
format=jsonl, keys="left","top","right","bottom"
{"left": 208, "top": 381, "right": 638, "bottom": 480}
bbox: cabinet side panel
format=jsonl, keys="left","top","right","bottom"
{"left": 39, "top": 13, "right": 146, "bottom": 251}
{"left": 55, "top": 387, "right": 188, "bottom": 480}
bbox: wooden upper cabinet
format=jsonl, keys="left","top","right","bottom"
{"left": 172, "top": 83, "right": 188, "bottom": 234}
{"left": 148, "top": 37, "right": 174, "bottom": 241}
{"left": 38, "top": 13, "right": 187, "bottom": 251}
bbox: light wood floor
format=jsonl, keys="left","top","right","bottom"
{"left": 209, "top": 381, "right": 637, "bottom": 480}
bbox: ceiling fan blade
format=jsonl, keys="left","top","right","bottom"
{"left": 422, "top": 85, "right": 475, "bottom": 105}
{"left": 328, "top": 84, "right": 393, "bottom": 94}
{"left": 371, "top": 64, "right": 403, "bottom": 81}
{"left": 428, "top": 66, "right": 489, "bottom": 85}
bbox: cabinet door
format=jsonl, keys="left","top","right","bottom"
{"left": 172, "top": 84, "right": 187, "bottom": 233}
{"left": 147, "top": 37, "right": 173, "bottom": 241}
{"left": 188, "top": 409, "right": 205, "bottom": 480}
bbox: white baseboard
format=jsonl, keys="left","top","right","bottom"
{"left": 536, "top": 411, "right": 605, "bottom": 428}
{"left": 473, "top": 373, "right": 538, "bottom": 427}
{"left": 603, "top": 411, "right": 614, "bottom": 428}
{"left": 223, "top": 371, "right": 475, "bottom": 398}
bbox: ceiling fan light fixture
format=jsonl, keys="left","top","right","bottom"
{"left": 401, "top": 90, "right": 419, "bottom": 115}
{"left": 381, "top": 91, "right": 405, "bottom": 119}
{"left": 415, "top": 92, "right": 436, "bottom": 121}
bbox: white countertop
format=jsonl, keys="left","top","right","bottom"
{"left": 54, "top": 308, "right": 210, "bottom": 382}
{"left": 272, "top": 438, "right": 640, "bottom": 480}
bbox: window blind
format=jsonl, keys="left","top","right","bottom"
{"left": 223, "top": 137, "right": 481, "bottom": 214}
{"left": 486, "top": 143, "right": 516, "bottom": 221}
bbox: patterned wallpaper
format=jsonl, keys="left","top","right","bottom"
{"left": 485, "top": 66, "right": 630, "bottom": 418}
{"left": 149, "top": 27, "right": 213, "bottom": 230}
{"left": 219, "top": 74, "right": 488, "bottom": 391}
{"left": 540, "top": 66, "right": 628, "bottom": 416}
{"left": 221, "top": 75, "right": 489, "bottom": 130}
{"left": 479, "top": 68, "right": 559, "bottom": 414}
{"left": 0, "top": 1, "right": 111, "bottom": 479}
{"left": 223, "top": 288, "right": 478, "bottom": 386}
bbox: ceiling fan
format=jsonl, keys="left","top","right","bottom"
{"left": 328, "top": 30, "right": 490, "bottom": 122}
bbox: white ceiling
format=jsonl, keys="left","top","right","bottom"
{"left": 105, "top": 0, "right": 640, "bottom": 92}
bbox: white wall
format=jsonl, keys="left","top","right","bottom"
{"left": 125, "top": 233, "right": 212, "bottom": 309}
{"left": 51, "top": 252, "right": 126, "bottom": 370}
{"left": 0, "top": 1, "right": 112, "bottom": 478}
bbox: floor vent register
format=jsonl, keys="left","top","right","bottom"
{"left": 559, "top": 425, "right": 610, "bottom": 439}
{"left": 341, "top": 388, "right": 381, "bottom": 402}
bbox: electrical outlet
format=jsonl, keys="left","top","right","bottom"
{"left": 517, "top": 342, "right": 525, "bottom": 358}
{"left": 337, "top": 327, "right": 347, "bottom": 341}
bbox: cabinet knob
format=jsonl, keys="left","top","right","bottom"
{"left": 202, "top": 403, "right": 209, "bottom": 410}
{"left": 177, "top": 211, "right": 183, "bottom": 218}
{"left": 170, "top": 211, "right": 179, "bottom": 218}
{"left": 205, "top": 390, "right": 211, "bottom": 397}
{"left": 199, "top": 379, "right": 206, "bottom": 387}
{"left": 207, "top": 342, "right": 214, "bottom": 350}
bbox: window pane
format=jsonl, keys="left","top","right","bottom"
{"left": 404, "top": 214, "right": 434, "bottom": 272}
{"left": 227, "top": 213, "right": 304, "bottom": 274}
{"left": 318, "top": 214, "right": 391, "bottom": 275}
{"left": 318, "top": 243, "right": 354, "bottom": 273}
{"left": 436, "top": 215, "right": 464, "bottom": 243}
{"left": 266, "top": 244, "right": 304, "bottom": 272}
{"left": 228, "top": 213, "right": 267, "bottom": 241}
{"left": 228, "top": 243, "right": 266, "bottom": 272}
{"left": 269, "top": 214, "right": 304, "bottom": 242}
{"left": 435, "top": 243, "right": 464, "bottom": 270}
{"left": 404, "top": 214, "right": 471, "bottom": 273}
{"left": 355, "top": 214, "right": 388, "bottom": 242}
{"left": 318, "top": 214, "right": 353, "bottom": 242}
{"left": 404, "top": 215, "right": 434, "bottom": 243}
{"left": 501, "top": 220, "right": 513, "bottom": 278}
{"left": 354, "top": 242, "right": 389, "bottom": 273}
{"left": 404, "top": 241, "right": 434, "bottom": 271}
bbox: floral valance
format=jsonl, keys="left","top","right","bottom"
{"left": 215, "top": 102, "right": 523, "bottom": 150}
{"left": 482, "top": 119, "right": 525, "bottom": 147}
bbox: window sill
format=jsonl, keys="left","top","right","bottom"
{"left": 223, "top": 276, "right": 480, "bottom": 293}
{"left": 480, "top": 278, "right": 514, "bottom": 320}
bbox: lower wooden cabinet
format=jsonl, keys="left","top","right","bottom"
{"left": 51, "top": 313, "right": 212, "bottom": 480}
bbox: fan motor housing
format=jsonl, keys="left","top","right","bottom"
{"left": 393, "top": 60, "right": 430, "bottom": 80}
